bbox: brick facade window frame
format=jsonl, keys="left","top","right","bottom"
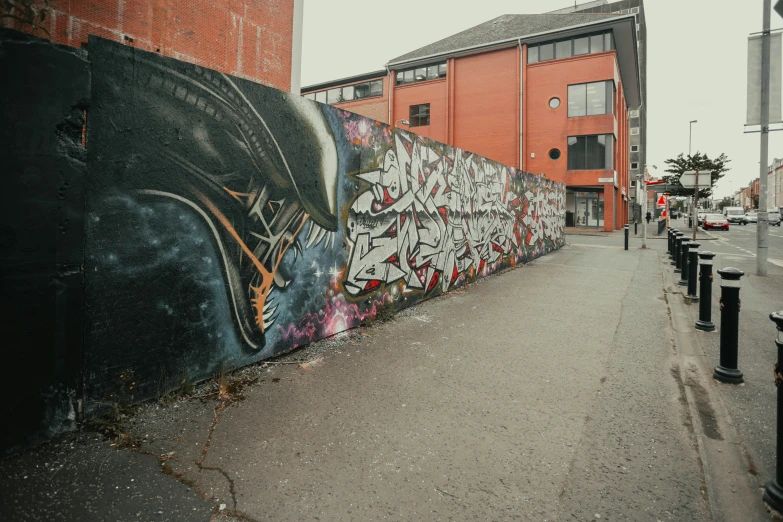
{"left": 409, "top": 104, "right": 430, "bottom": 127}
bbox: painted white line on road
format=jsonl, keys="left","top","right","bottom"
{"left": 771, "top": 258, "right": 783, "bottom": 267}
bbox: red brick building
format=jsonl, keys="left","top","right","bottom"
{"left": 303, "top": 11, "right": 642, "bottom": 232}
{"left": 2, "top": 0, "right": 304, "bottom": 92}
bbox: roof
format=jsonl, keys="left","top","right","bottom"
{"left": 302, "top": 69, "right": 387, "bottom": 93}
{"left": 387, "top": 13, "right": 624, "bottom": 65}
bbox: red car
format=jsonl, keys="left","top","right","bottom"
{"left": 702, "top": 213, "right": 729, "bottom": 230}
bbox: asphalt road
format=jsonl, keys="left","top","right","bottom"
{"left": 694, "top": 220, "right": 783, "bottom": 267}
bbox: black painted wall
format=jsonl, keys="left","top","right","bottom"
{"left": 0, "top": 30, "right": 90, "bottom": 453}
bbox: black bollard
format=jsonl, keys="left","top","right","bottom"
{"left": 763, "top": 311, "right": 783, "bottom": 512}
{"left": 635, "top": 221, "right": 638, "bottom": 235}
{"left": 669, "top": 229, "right": 679, "bottom": 259}
{"left": 686, "top": 242, "right": 700, "bottom": 301}
{"left": 667, "top": 229, "right": 672, "bottom": 256}
{"left": 679, "top": 241, "right": 691, "bottom": 287}
{"left": 695, "top": 251, "right": 716, "bottom": 331}
{"left": 713, "top": 268, "right": 745, "bottom": 384}
{"left": 624, "top": 224, "right": 629, "bottom": 251}
{"left": 674, "top": 233, "right": 684, "bottom": 269}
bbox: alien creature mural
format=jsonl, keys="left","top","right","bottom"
{"left": 343, "top": 130, "right": 565, "bottom": 299}
{"left": 85, "top": 37, "right": 564, "bottom": 406}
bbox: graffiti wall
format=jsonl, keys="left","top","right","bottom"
{"left": 82, "top": 36, "right": 565, "bottom": 409}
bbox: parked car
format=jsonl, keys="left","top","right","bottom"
{"left": 769, "top": 211, "right": 781, "bottom": 226}
{"left": 702, "top": 213, "right": 729, "bottom": 231}
{"left": 745, "top": 211, "right": 759, "bottom": 223}
{"left": 697, "top": 211, "right": 707, "bottom": 224}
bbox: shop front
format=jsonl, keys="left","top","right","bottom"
{"left": 565, "top": 188, "right": 604, "bottom": 228}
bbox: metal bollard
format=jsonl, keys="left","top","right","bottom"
{"left": 678, "top": 241, "right": 691, "bottom": 287}
{"left": 686, "top": 242, "right": 700, "bottom": 300}
{"left": 669, "top": 229, "right": 679, "bottom": 259}
{"left": 695, "top": 251, "right": 716, "bottom": 331}
{"left": 635, "top": 221, "right": 638, "bottom": 235}
{"left": 674, "top": 233, "right": 685, "bottom": 269}
{"left": 713, "top": 268, "right": 745, "bottom": 384}
{"left": 763, "top": 312, "right": 783, "bottom": 513}
{"left": 667, "top": 228, "right": 672, "bottom": 256}
{"left": 624, "top": 224, "right": 629, "bottom": 251}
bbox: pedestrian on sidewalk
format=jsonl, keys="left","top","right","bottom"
{"left": 646, "top": 211, "right": 652, "bottom": 224}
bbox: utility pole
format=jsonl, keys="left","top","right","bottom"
{"left": 689, "top": 120, "right": 698, "bottom": 236}
{"left": 759, "top": 0, "right": 771, "bottom": 276}
{"left": 640, "top": 172, "right": 647, "bottom": 249}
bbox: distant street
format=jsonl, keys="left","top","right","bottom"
{"left": 685, "top": 219, "right": 783, "bottom": 267}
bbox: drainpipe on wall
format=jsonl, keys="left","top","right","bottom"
{"left": 518, "top": 39, "right": 525, "bottom": 170}
{"left": 387, "top": 66, "right": 393, "bottom": 125}
{"left": 289, "top": 0, "right": 304, "bottom": 95}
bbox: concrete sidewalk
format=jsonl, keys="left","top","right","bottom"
{"left": 2, "top": 235, "right": 723, "bottom": 521}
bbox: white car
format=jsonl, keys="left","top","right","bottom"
{"left": 745, "top": 212, "right": 758, "bottom": 223}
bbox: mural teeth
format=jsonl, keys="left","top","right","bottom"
{"left": 305, "top": 223, "right": 322, "bottom": 248}
{"left": 262, "top": 305, "right": 278, "bottom": 320}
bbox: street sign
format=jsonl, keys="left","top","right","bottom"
{"left": 679, "top": 171, "right": 712, "bottom": 189}
{"left": 657, "top": 195, "right": 667, "bottom": 207}
{"left": 747, "top": 32, "right": 783, "bottom": 125}
{"left": 597, "top": 177, "right": 613, "bottom": 183}
{"left": 776, "top": 0, "right": 783, "bottom": 20}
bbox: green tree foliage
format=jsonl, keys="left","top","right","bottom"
{"left": 716, "top": 197, "right": 734, "bottom": 211}
{"left": 662, "top": 152, "right": 731, "bottom": 199}
{"left": 1, "top": 0, "right": 52, "bottom": 36}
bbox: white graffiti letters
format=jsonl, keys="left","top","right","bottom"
{"left": 343, "top": 132, "right": 564, "bottom": 297}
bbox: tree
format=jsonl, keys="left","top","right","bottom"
{"left": 662, "top": 152, "right": 731, "bottom": 199}
{"left": 716, "top": 197, "right": 734, "bottom": 211}
{"left": 1, "top": 0, "right": 52, "bottom": 36}
{"left": 752, "top": 194, "right": 759, "bottom": 209}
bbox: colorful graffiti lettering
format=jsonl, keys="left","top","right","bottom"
{"left": 343, "top": 131, "right": 564, "bottom": 297}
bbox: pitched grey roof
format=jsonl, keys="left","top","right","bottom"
{"left": 387, "top": 13, "right": 624, "bottom": 65}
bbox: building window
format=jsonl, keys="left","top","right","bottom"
{"left": 549, "top": 97, "right": 561, "bottom": 109}
{"left": 549, "top": 148, "right": 561, "bottom": 160}
{"left": 568, "top": 80, "right": 614, "bottom": 117}
{"left": 629, "top": 109, "right": 639, "bottom": 118}
{"left": 630, "top": 127, "right": 640, "bottom": 135}
{"left": 539, "top": 42, "right": 554, "bottom": 61}
{"left": 631, "top": 145, "right": 639, "bottom": 152}
{"left": 409, "top": 104, "right": 430, "bottom": 127}
{"left": 303, "top": 79, "right": 384, "bottom": 105}
{"left": 528, "top": 46, "right": 539, "bottom": 63}
{"left": 396, "top": 62, "right": 447, "bottom": 85}
{"left": 567, "top": 134, "right": 614, "bottom": 170}
{"left": 574, "top": 36, "right": 589, "bottom": 55}
{"left": 527, "top": 30, "right": 614, "bottom": 64}
{"left": 556, "top": 39, "right": 572, "bottom": 59}
{"left": 327, "top": 88, "right": 342, "bottom": 104}
{"left": 631, "top": 162, "right": 639, "bottom": 170}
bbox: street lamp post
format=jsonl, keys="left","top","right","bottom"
{"left": 689, "top": 120, "right": 698, "bottom": 155}
{"left": 756, "top": 0, "right": 772, "bottom": 276}
{"left": 689, "top": 120, "right": 698, "bottom": 236}
{"left": 641, "top": 165, "right": 657, "bottom": 249}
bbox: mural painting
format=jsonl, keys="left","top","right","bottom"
{"left": 78, "top": 37, "right": 564, "bottom": 409}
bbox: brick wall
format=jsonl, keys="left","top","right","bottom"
{"left": 2, "top": 0, "right": 294, "bottom": 91}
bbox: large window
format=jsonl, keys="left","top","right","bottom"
{"left": 303, "top": 79, "right": 384, "bottom": 105}
{"left": 528, "top": 30, "right": 614, "bottom": 64}
{"left": 567, "top": 134, "right": 614, "bottom": 170}
{"left": 409, "top": 104, "right": 430, "bottom": 127}
{"left": 567, "top": 80, "right": 614, "bottom": 117}
{"left": 396, "top": 62, "right": 447, "bottom": 85}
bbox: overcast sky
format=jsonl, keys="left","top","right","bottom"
{"left": 301, "top": 0, "right": 783, "bottom": 200}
